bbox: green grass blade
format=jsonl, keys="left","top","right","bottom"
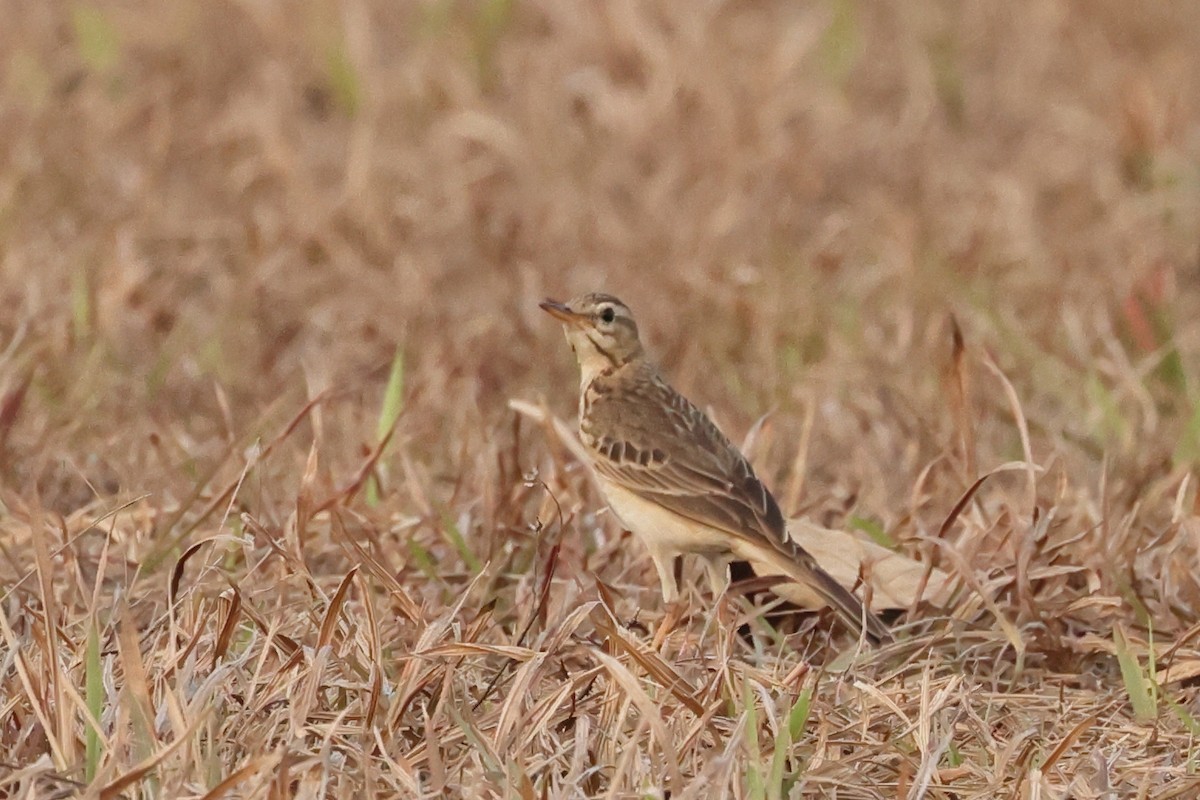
{"left": 85, "top": 616, "right": 103, "bottom": 781}
{"left": 441, "top": 512, "right": 482, "bottom": 574}
{"left": 787, "top": 685, "right": 812, "bottom": 741}
{"left": 408, "top": 539, "right": 438, "bottom": 580}
{"left": 1113, "top": 624, "right": 1156, "bottom": 723}
{"left": 367, "top": 347, "right": 404, "bottom": 506}
{"left": 764, "top": 684, "right": 812, "bottom": 799}
{"left": 1167, "top": 696, "right": 1200, "bottom": 738}
{"left": 743, "top": 677, "right": 764, "bottom": 800}
{"left": 848, "top": 515, "right": 896, "bottom": 550}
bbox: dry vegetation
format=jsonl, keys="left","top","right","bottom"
{"left": 4, "top": 1, "right": 1200, "bottom": 797}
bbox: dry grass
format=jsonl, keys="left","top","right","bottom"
{"left": 4, "top": 0, "right": 1200, "bottom": 797}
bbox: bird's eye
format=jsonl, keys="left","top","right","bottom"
{"left": 600, "top": 306, "right": 615, "bottom": 323}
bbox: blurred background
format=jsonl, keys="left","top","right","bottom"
{"left": 2, "top": 0, "right": 1199, "bottom": 544}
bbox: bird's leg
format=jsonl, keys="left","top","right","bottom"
{"left": 704, "top": 557, "right": 730, "bottom": 599}
{"left": 705, "top": 556, "right": 740, "bottom": 633}
{"left": 649, "top": 548, "right": 680, "bottom": 603}
{"left": 650, "top": 552, "right": 686, "bottom": 649}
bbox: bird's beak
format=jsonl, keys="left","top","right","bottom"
{"left": 539, "top": 299, "right": 583, "bottom": 324}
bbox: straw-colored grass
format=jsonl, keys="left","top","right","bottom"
{"left": 4, "top": 1, "right": 1200, "bottom": 797}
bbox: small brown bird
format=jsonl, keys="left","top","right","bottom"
{"left": 541, "top": 292, "right": 891, "bottom": 642}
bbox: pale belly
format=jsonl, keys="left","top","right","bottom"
{"left": 597, "top": 476, "right": 834, "bottom": 609}
{"left": 597, "top": 477, "right": 731, "bottom": 557}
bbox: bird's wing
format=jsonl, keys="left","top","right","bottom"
{"left": 582, "top": 366, "right": 789, "bottom": 549}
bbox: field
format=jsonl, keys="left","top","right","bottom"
{"left": 4, "top": 1, "right": 1200, "bottom": 797}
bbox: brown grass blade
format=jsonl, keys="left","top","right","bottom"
{"left": 331, "top": 510, "right": 421, "bottom": 621}
{"left": 169, "top": 537, "right": 215, "bottom": 608}
{"left": 0, "top": 603, "right": 66, "bottom": 768}
{"left": 948, "top": 314, "right": 977, "bottom": 481}
{"left": 356, "top": 568, "right": 384, "bottom": 730}
{"left": 782, "top": 395, "right": 817, "bottom": 513}
{"left": 27, "top": 504, "right": 73, "bottom": 767}
{"left": 982, "top": 349, "right": 1037, "bottom": 517}
{"left": 589, "top": 647, "right": 683, "bottom": 795}
{"left": 0, "top": 369, "right": 31, "bottom": 451}
{"left": 1041, "top": 713, "right": 1099, "bottom": 774}
{"left": 416, "top": 642, "right": 539, "bottom": 660}
{"left": 316, "top": 566, "right": 358, "bottom": 651}
{"left": 195, "top": 751, "right": 280, "bottom": 800}
{"left": 590, "top": 605, "right": 707, "bottom": 719}
{"left": 315, "top": 411, "right": 403, "bottom": 511}
{"left": 151, "top": 391, "right": 330, "bottom": 561}
{"left": 99, "top": 712, "right": 208, "bottom": 800}
{"left": 212, "top": 586, "right": 243, "bottom": 668}
{"left": 115, "top": 609, "right": 158, "bottom": 751}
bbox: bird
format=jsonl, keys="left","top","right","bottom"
{"left": 540, "top": 292, "right": 891, "bottom": 643}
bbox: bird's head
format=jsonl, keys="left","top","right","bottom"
{"left": 540, "top": 292, "right": 644, "bottom": 381}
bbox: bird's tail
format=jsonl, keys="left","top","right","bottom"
{"left": 737, "top": 537, "right": 893, "bottom": 644}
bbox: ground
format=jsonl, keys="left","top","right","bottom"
{"left": 3, "top": 1, "right": 1200, "bottom": 798}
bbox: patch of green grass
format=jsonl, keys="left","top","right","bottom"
{"left": 819, "top": 0, "right": 859, "bottom": 86}
{"left": 928, "top": 33, "right": 965, "bottom": 125}
{"left": 72, "top": 4, "right": 121, "bottom": 75}
{"left": 473, "top": 0, "right": 515, "bottom": 85}
{"left": 946, "top": 740, "right": 963, "bottom": 767}
{"left": 767, "top": 685, "right": 812, "bottom": 799}
{"left": 441, "top": 511, "right": 482, "bottom": 574}
{"left": 1084, "top": 372, "right": 1127, "bottom": 447}
{"left": 408, "top": 538, "right": 439, "bottom": 580}
{"left": 326, "top": 40, "right": 363, "bottom": 117}
{"left": 849, "top": 515, "right": 897, "bottom": 550}
{"left": 1174, "top": 399, "right": 1200, "bottom": 467}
